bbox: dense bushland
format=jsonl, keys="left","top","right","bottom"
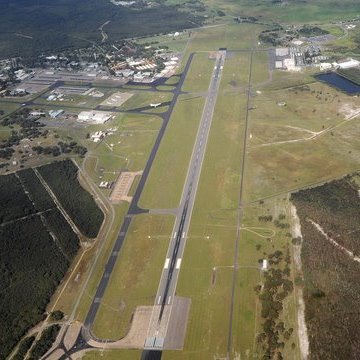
{"left": 38, "top": 160, "right": 104, "bottom": 238}
{"left": 17, "top": 168, "right": 55, "bottom": 212}
{"left": 291, "top": 176, "right": 360, "bottom": 359}
{"left": 29, "top": 325, "right": 61, "bottom": 360}
{"left": 43, "top": 208, "right": 80, "bottom": 259}
{"left": 0, "top": 216, "right": 68, "bottom": 359}
{"left": 0, "top": 173, "right": 35, "bottom": 223}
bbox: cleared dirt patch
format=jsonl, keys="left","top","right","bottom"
{"left": 110, "top": 171, "right": 143, "bottom": 203}
{"left": 101, "top": 92, "right": 133, "bottom": 107}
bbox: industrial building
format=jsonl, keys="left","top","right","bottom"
{"left": 77, "top": 111, "right": 113, "bottom": 124}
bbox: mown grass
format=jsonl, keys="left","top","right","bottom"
{"left": 92, "top": 214, "right": 174, "bottom": 340}
{"left": 139, "top": 94, "right": 205, "bottom": 209}
{"left": 120, "top": 91, "right": 173, "bottom": 111}
{"left": 164, "top": 52, "right": 248, "bottom": 359}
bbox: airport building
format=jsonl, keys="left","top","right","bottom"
{"left": 77, "top": 111, "right": 113, "bottom": 124}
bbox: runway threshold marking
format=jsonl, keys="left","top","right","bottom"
{"left": 176, "top": 258, "right": 182, "bottom": 269}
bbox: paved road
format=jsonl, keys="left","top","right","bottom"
{"left": 144, "top": 50, "right": 226, "bottom": 349}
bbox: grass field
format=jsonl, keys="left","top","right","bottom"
{"left": 163, "top": 51, "right": 248, "bottom": 359}
{"left": 246, "top": 74, "right": 360, "bottom": 201}
{"left": 82, "top": 349, "right": 142, "bottom": 359}
{"left": 119, "top": 91, "right": 173, "bottom": 111}
{"left": 0, "top": 101, "right": 21, "bottom": 119}
{"left": 139, "top": 94, "right": 205, "bottom": 209}
{"left": 92, "top": 214, "right": 174, "bottom": 339}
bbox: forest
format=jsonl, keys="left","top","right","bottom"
{"left": 291, "top": 176, "right": 360, "bottom": 359}
{"left": 0, "top": 173, "right": 35, "bottom": 223}
{"left": 43, "top": 208, "right": 80, "bottom": 259}
{"left": 28, "top": 325, "right": 61, "bottom": 360}
{"left": 17, "top": 168, "right": 55, "bottom": 212}
{"left": 38, "top": 160, "right": 104, "bottom": 238}
{"left": 0, "top": 0, "right": 204, "bottom": 58}
{"left": 0, "top": 216, "right": 69, "bottom": 359}
{"left": 0, "top": 161, "right": 92, "bottom": 359}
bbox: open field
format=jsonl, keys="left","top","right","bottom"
{"left": 119, "top": 91, "right": 173, "bottom": 111}
{"left": 0, "top": 101, "right": 21, "bottom": 119}
{"left": 183, "top": 23, "right": 262, "bottom": 55}
{"left": 139, "top": 94, "right": 205, "bottom": 209}
{"left": 92, "top": 214, "right": 174, "bottom": 339}
{"left": 181, "top": 52, "right": 218, "bottom": 93}
{"left": 246, "top": 73, "right": 360, "bottom": 201}
{"left": 82, "top": 349, "right": 142, "bottom": 359}
{"left": 136, "top": 32, "right": 190, "bottom": 53}
{"left": 168, "top": 50, "right": 298, "bottom": 359}
{"left": 164, "top": 51, "right": 248, "bottom": 359}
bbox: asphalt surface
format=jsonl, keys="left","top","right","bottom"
{"left": 144, "top": 51, "right": 226, "bottom": 349}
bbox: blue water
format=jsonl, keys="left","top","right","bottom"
{"left": 315, "top": 72, "right": 360, "bottom": 94}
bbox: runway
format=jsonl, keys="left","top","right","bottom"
{"left": 144, "top": 50, "right": 226, "bottom": 349}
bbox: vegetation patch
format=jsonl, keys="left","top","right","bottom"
{"left": 0, "top": 0, "right": 204, "bottom": 58}
{"left": 17, "top": 168, "right": 55, "bottom": 212}
{"left": 29, "top": 324, "right": 61, "bottom": 360}
{"left": 0, "top": 216, "right": 68, "bottom": 359}
{"left": 255, "top": 248, "right": 295, "bottom": 359}
{"left": 38, "top": 159, "right": 104, "bottom": 238}
{"left": 291, "top": 176, "right": 360, "bottom": 359}
{"left": 12, "top": 335, "right": 36, "bottom": 360}
{"left": 42, "top": 208, "right": 80, "bottom": 259}
{"left": 0, "top": 172, "right": 35, "bottom": 223}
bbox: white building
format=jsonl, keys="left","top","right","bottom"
{"left": 90, "top": 131, "right": 105, "bottom": 142}
{"left": 78, "top": 111, "right": 113, "bottom": 124}
{"left": 30, "top": 111, "right": 46, "bottom": 117}
{"left": 320, "top": 62, "right": 332, "bottom": 71}
{"left": 261, "top": 259, "right": 268, "bottom": 271}
{"left": 49, "top": 109, "right": 64, "bottom": 118}
{"left": 337, "top": 58, "right": 360, "bottom": 69}
{"left": 133, "top": 73, "right": 145, "bottom": 82}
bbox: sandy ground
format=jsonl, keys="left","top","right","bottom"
{"left": 64, "top": 322, "right": 82, "bottom": 350}
{"left": 339, "top": 103, "right": 360, "bottom": 120}
{"left": 290, "top": 205, "right": 309, "bottom": 360}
